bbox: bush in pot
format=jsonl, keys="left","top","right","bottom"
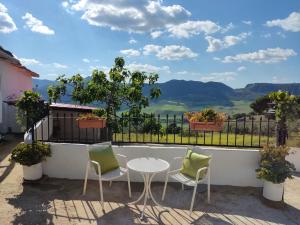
{"left": 77, "top": 108, "right": 107, "bottom": 129}
{"left": 256, "top": 145, "right": 295, "bottom": 202}
{"left": 10, "top": 142, "right": 51, "bottom": 181}
{"left": 184, "top": 108, "right": 227, "bottom": 131}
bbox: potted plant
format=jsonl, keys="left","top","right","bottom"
{"left": 10, "top": 142, "right": 51, "bottom": 181}
{"left": 184, "top": 108, "right": 226, "bottom": 131}
{"left": 256, "top": 145, "right": 295, "bottom": 202}
{"left": 77, "top": 108, "right": 107, "bottom": 129}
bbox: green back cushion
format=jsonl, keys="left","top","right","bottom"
{"left": 89, "top": 145, "right": 119, "bottom": 174}
{"left": 180, "top": 149, "right": 211, "bottom": 179}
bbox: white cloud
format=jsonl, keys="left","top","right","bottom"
{"left": 220, "top": 22, "right": 234, "bottom": 33}
{"left": 277, "top": 31, "right": 286, "bottom": 38}
{"left": 261, "top": 33, "right": 271, "bottom": 38}
{"left": 205, "top": 32, "right": 251, "bottom": 52}
{"left": 176, "top": 71, "right": 188, "bottom": 75}
{"left": 129, "top": 39, "right": 137, "bottom": 44}
{"left": 53, "top": 62, "right": 68, "bottom": 69}
{"left": 143, "top": 44, "right": 197, "bottom": 60}
{"left": 265, "top": 12, "right": 300, "bottom": 32}
{"left": 242, "top": 20, "right": 252, "bottom": 25}
{"left": 82, "top": 58, "right": 90, "bottom": 63}
{"left": 120, "top": 49, "right": 141, "bottom": 57}
{"left": 0, "top": 3, "right": 17, "bottom": 33}
{"left": 62, "top": 1, "right": 69, "bottom": 8}
{"left": 127, "top": 63, "right": 170, "bottom": 74}
{"left": 200, "top": 72, "right": 237, "bottom": 82}
{"left": 22, "top": 13, "right": 55, "bottom": 35}
{"left": 19, "top": 58, "right": 40, "bottom": 66}
{"left": 222, "top": 48, "right": 297, "bottom": 64}
{"left": 272, "top": 76, "right": 288, "bottom": 83}
{"left": 237, "top": 66, "right": 246, "bottom": 71}
{"left": 213, "top": 57, "right": 221, "bottom": 61}
{"left": 67, "top": 0, "right": 191, "bottom": 33}
{"left": 167, "top": 20, "right": 220, "bottom": 38}
{"left": 150, "top": 30, "right": 163, "bottom": 39}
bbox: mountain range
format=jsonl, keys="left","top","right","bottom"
{"left": 33, "top": 79, "right": 300, "bottom": 114}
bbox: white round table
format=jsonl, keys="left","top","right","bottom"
{"left": 127, "top": 157, "right": 170, "bottom": 219}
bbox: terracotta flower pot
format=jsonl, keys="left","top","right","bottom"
{"left": 78, "top": 118, "right": 107, "bottom": 129}
{"left": 189, "top": 121, "right": 223, "bottom": 131}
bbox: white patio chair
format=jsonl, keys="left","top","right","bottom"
{"left": 161, "top": 154, "right": 211, "bottom": 214}
{"left": 82, "top": 152, "right": 131, "bottom": 207}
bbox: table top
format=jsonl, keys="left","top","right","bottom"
{"left": 127, "top": 157, "right": 170, "bottom": 173}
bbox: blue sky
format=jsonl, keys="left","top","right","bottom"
{"left": 0, "top": 0, "right": 300, "bottom": 88}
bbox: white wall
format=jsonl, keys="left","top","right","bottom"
{"left": 287, "top": 147, "right": 300, "bottom": 172}
{"left": 43, "top": 143, "right": 263, "bottom": 187}
{"left": 0, "top": 61, "right": 33, "bottom": 133}
{"left": 34, "top": 115, "right": 53, "bottom": 141}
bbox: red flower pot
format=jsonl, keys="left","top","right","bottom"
{"left": 78, "top": 118, "right": 107, "bottom": 129}
{"left": 189, "top": 121, "right": 223, "bottom": 131}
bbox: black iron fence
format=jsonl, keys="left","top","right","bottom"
{"left": 33, "top": 113, "right": 277, "bottom": 148}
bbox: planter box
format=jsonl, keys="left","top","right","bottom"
{"left": 190, "top": 121, "right": 223, "bottom": 131}
{"left": 78, "top": 119, "right": 106, "bottom": 129}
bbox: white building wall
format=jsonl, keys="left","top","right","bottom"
{"left": 0, "top": 61, "right": 33, "bottom": 133}
{"left": 43, "top": 143, "right": 263, "bottom": 187}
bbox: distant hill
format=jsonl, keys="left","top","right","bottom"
{"left": 33, "top": 78, "right": 300, "bottom": 113}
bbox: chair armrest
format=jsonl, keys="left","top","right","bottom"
{"left": 168, "top": 168, "right": 181, "bottom": 175}
{"left": 115, "top": 154, "right": 128, "bottom": 167}
{"left": 90, "top": 160, "right": 102, "bottom": 175}
{"left": 171, "top": 156, "right": 184, "bottom": 170}
{"left": 195, "top": 166, "right": 208, "bottom": 182}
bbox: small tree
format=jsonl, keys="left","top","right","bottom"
{"left": 250, "top": 95, "right": 271, "bottom": 115}
{"left": 16, "top": 90, "right": 48, "bottom": 130}
{"left": 47, "top": 57, "right": 161, "bottom": 129}
{"left": 251, "top": 91, "right": 300, "bottom": 146}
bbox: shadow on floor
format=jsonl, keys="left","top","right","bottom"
{"left": 4, "top": 178, "right": 300, "bottom": 225}
{"left": 0, "top": 136, "right": 22, "bottom": 183}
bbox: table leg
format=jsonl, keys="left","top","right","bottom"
{"left": 129, "top": 173, "right": 147, "bottom": 204}
{"left": 148, "top": 173, "right": 165, "bottom": 208}
{"left": 128, "top": 172, "right": 168, "bottom": 220}
{"left": 141, "top": 173, "right": 150, "bottom": 219}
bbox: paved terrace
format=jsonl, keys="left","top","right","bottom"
{"left": 0, "top": 138, "right": 299, "bottom": 225}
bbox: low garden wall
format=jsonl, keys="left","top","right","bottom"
{"left": 287, "top": 147, "right": 300, "bottom": 172}
{"left": 43, "top": 142, "right": 263, "bottom": 187}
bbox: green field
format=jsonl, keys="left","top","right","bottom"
{"left": 113, "top": 132, "right": 275, "bottom": 148}
{"left": 142, "top": 100, "right": 252, "bottom": 115}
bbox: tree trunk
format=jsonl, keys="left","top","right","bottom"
{"left": 276, "top": 120, "right": 287, "bottom": 146}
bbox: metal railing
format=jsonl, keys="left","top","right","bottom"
{"left": 33, "top": 113, "right": 276, "bottom": 148}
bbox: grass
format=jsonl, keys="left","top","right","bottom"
{"left": 211, "top": 101, "right": 252, "bottom": 115}
{"left": 142, "top": 100, "right": 252, "bottom": 116}
{"left": 113, "top": 132, "right": 275, "bottom": 148}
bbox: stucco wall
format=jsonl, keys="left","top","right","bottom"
{"left": 43, "top": 143, "right": 263, "bottom": 187}
{"left": 287, "top": 147, "right": 300, "bottom": 172}
{"left": 0, "top": 61, "right": 33, "bottom": 133}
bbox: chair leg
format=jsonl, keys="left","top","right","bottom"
{"left": 182, "top": 183, "right": 184, "bottom": 191}
{"left": 207, "top": 168, "right": 211, "bottom": 204}
{"left": 190, "top": 184, "right": 198, "bottom": 215}
{"left": 98, "top": 173, "right": 104, "bottom": 207}
{"left": 127, "top": 171, "right": 132, "bottom": 198}
{"left": 82, "top": 161, "right": 90, "bottom": 195}
{"left": 109, "top": 181, "right": 112, "bottom": 187}
{"left": 162, "top": 173, "right": 169, "bottom": 201}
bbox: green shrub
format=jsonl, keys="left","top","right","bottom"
{"left": 10, "top": 142, "right": 51, "bottom": 166}
{"left": 256, "top": 145, "right": 295, "bottom": 183}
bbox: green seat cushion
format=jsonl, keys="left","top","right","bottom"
{"left": 180, "top": 149, "right": 211, "bottom": 180}
{"left": 89, "top": 145, "right": 119, "bottom": 174}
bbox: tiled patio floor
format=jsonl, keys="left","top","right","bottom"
{"left": 0, "top": 139, "right": 299, "bottom": 225}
